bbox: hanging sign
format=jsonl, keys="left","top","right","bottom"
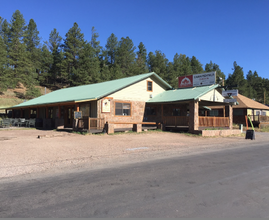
{"left": 222, "top": 90, "right": 238, "bottom": 97}
{"left": 224, "top": 98, "right": 237, "bottom": 103}
{"left": 178, "top": 72, "right": 216, "bottom": 88}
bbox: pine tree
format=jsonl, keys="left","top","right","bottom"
{"left": 226, "top": 61, "right": 247, "bottom": 95}
{"left": 190, "top": 56, "right": 203, "bottom": 74}
{"left": 45, "top": 28, "right": 63, "bottom": 85}
{"left": 8, "top": 10, "right": 35, "bottom": 87}
{"left": 134, "top": 42, "right": 148, "bottom": 75}
{"left": 204, "top": 60, "right": 225, "bottom": 84}
{"left": 116, "top": 36, "right": 136, "bottom": 76}
{"left": 105, "top": 33, "right": 118, "bottom": 66}
{"left": 62, "top": 22, "right": 85, "bottom": 86}
{"left": 39, "top": 44, "right": 52, "bottom": 85}
{"left": 24, "top": 19, "right": 41, "bottom": 77}
{"left": 147, "top": 50, "right": 168, "bottom": 79}
{"left": 90, "top": 26, "right": 102, "bottom": 57}
{"left": 0, "top": 35, "right": 10, "bottom": 91}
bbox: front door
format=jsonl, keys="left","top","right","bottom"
{"left": 65, "top": 106, "right": 74, "bottom": 128}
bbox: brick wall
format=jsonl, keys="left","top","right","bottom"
{"left": 98, "top": 98, "right": 146, "bottom": 128}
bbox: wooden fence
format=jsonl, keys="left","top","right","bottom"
{"left": 199, "top": 116, "right": 229, "bottom": 127}
{"left": 163, "top": 116, "right": 189, "bottom": 126}
{"left": 78, "top": 117, "right": 105, "bottom": 130}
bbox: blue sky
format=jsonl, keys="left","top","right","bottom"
{"left": 1, "top": 0, "right": 268, "bottom": 80}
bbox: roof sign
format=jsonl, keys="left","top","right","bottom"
{"left": 222, "top": 90, "right": 238, "bottom": 97}
{"left": 178, "top": 72, "right": 216, "bottom": 88}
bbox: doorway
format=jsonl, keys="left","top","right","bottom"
{"left": 65, "top": 106, "right": 74, "bottom": 128}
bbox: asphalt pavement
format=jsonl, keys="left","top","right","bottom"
{"left": 1, "top": 135, "right": 269, "bottom": 217}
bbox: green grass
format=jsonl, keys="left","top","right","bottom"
{"left": 0, "top": 98, "right": 24, "bottom": 108}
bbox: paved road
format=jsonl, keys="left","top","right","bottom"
{"left": 1, "top": 137, "right": 269, "bottom": 217}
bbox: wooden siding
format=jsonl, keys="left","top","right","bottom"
{"left": 200, "top": 89, "right": 224, "bottom": 102}
{"left": 110, "top": 77, "right": 165, "bottom": 101}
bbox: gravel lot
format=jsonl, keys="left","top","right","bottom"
{"left": 0, "top": 128, "right": 248, "bottom": 180}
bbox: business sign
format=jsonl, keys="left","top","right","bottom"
{"left": 222, "top": 90, "right": 238, "bottom": 97}
{"left": 178, "top": 72, "right": 216, "bottom": 88}
{"left": 102, "top": 98, "right": 111, "bottom": 113}
{"left": 74, "top": 111, "right": 82, "bottom": 119}
{"left": 224, "top": 98, "right": 237, "bottom": 103}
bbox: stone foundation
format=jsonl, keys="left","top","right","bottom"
{"left": 192, "top": 129, "right": 242, "bottom": 137}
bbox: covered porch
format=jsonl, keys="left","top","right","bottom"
{"left": 144, "top": 100, "right": 233, "bottom": 133}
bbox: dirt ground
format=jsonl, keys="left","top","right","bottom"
{"left": 0, "top": 128, "right": 247, "bottom": 180}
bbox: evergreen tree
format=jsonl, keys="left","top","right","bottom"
{"left": 72, "top": 42, "right": 100, "bottom": 85}
{"left": 226, "top": 61, "right": 247, "bottom": 95}
{"left": 39, "top": 44, "right": 52, "bottom": 85}
{"left": 246, "top": 70, "right": 263, "bottom": 102}
{"left": 45, "top": 28, "right": 63, "bottom": 85}
{"left": 190, "top": 56, "right": 203, "bottom": 74}
{"left": 8, "top": 10, "right": 35, "bottom": 87}
{"left": 147, "top": 50, "right": 168, "bottom": 79}
{"left": 0, "top": 35, "right": 10, "bottom": 91}
{"left": 115, "top": 36, "right": 136, "bottom": 76}
{"left": 204, "top": 60, "right": 225, "bottom": 85}
{"left": 0, "top": 19, "right": 10, "bottom": 50}
{"left": 62, "top": 22, "right": 85, "bottom": 86}
{"left": 134, "top": 42, "right": 148, "bottom": 75}
{"left": 90, "top": 26, "right": 102, "bottom": 57}
{"left": 24, "top": 19, "right": 41, "bottom": 76}
{"left": 105, "top": 33, "right": 118, "bottom": 66}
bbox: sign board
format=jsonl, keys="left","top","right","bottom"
{"left": 178, "top": 72, "right": 216, "bottom": 88}
{"left": 102, "top": 99, "right": 111, "bottom": 113}
{"left": 74, "top": 111, "right": 82, "bottom": 119}
{"left": 222, "top": 90, "right": 238, "bottom": 97}
{"left": 224, "top": 98, "right": 237, "bottom": 103}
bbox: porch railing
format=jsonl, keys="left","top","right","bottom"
{"left": 78, "top": 117, "right": 105, "bottom": 130}
{"left": 163, "top": 116, "right": 189, "bottom": 126}
{"left": 199, "top": 116, "right": 229, "bottom": 127}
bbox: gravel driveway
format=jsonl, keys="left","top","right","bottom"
{"left": 0, "top": 128, "right": 250, "bottom": 179}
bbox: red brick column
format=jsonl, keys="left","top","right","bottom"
{"left": 229, "top": 105, "right": 233, "bottom": 129}
{"left": 189, "top": 100, "right": 199, "bottom": 132}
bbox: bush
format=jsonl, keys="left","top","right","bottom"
{"left": 25, "top": 86, "right": 42, "bottom": 99}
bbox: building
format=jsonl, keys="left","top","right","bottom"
{"left": 209, "top": 94, "right": 269, "bottom": 127}
{"left": 5, "top": 72, "right": 237, "bottom": 135}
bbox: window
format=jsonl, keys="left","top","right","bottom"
{"left": 115, "top": 102, "right": 131, "bottom": 116}
{"left": 209, "top": 110, "right": 219, "bottom": 116}
{"left": 234, "top": 109, "right": 244, "bottom": 116}
{"left": 172, "top": 108, "right": 180, "bottom": 116}
{"left": 145, "top": 107, "right": 156, "bottom": 115}
{"left": 147, "top": 81, "right": 153, "bottom": 92}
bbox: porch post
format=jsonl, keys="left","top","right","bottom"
{"left": 58, "top": 105, "right": 61, "bottom": 118}
{"left": 229, "top": 104, "right": 233, "bottom": 129}
{"left": 12, "top": 110, "right": 14, "bottom": 118}
{"left": 46, "top": 107, "right": 49, "bottom": 119}
{"left": 189, "top": 100, "right": 199, "bottom": 132}
{"left": 37, "top": 108, "right": 39, "bottom": 118}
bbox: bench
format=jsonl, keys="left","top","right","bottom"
{"left": 105, "top": 122, "right": 158, "bottom": 134}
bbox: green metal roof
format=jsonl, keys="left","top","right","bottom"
{"left": 11, "top": 72, "right": 172, "bottom": 109}
{"left": 147, "top": 84, "right": 219, "bottom": 103}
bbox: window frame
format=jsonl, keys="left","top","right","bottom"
{"left": 147, "top": 80, "right": 153, "bottom": 92}
{"left": 115, "top": 101, "right": 132, "bottom": 117}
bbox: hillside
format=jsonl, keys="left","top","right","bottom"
{"left": 0, "top": 83, "right": 52, "bottom": 113}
